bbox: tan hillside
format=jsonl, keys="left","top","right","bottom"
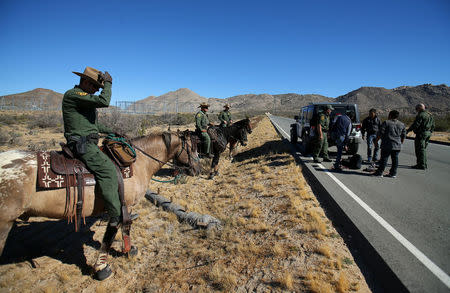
{"left": 337, "top": 84, "right": 450, "bottom": 114}
{"left": 1, "top": 88, "right": 63, "bottom": 110}
{"left": 2, "top": 83, "right": 449, "bottom": 114}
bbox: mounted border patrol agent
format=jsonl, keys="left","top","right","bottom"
{"left": 407, "top": 103, "right": 435, "bottom": 170}
{"left": 63, "top": 67, "right": 124, "bottom": 227}
{"left": 218, "top": 103, "right": 233, "bottom": 127}
{"left": 312, "top": 105, "right": 333, "bottom": 163}
{"left": 195, "top": 102, "right": 214, "bottom": 158}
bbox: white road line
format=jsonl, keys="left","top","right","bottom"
{"left": 269, "top": 117, "right": 450, "bottom": 288}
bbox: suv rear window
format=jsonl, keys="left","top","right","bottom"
{"left": 329, "top": 105, "right": 358, "bottom": 123}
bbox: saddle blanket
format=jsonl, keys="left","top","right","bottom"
{"left": 37, "top": 151, "right": 133, "bottom": 189}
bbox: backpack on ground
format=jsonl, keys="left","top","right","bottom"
{"left": 342, "top": 154, "right": 362, "bottom": 169}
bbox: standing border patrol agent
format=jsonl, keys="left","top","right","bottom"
{"left": 312, "top": 105, "right": 333, "bottom": 163}
{"left": 62, "top": 67, "right": 122, "bottom": 226}
{"left": 407, "top": 103, "right": 435, "bottom": 170}
{"left": 218, "top": 103, "right": 233, "bottom": 127}
{"left": 196, "top": 102, "right": 214, "bottom": 158}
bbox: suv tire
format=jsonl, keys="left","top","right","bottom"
{"left": 290, "top": 126, "right": 298, "bottom": 144}
{"left": 301, "top": 132, "right": 310, "bottom": 155}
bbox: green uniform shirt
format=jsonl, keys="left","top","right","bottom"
{"left": 195, "top": 110, "right": 209, "bottom": 131}
{"left": 317, "top": 113, "right": 330, "bottom": 132}
{"left": 218, "top": 110, "right": 232, "bottom": 126}
{"left": 62, "top": 82, "right": 113, "bottom": 139}
{"left": 408, "top": 111, "right": 435, "bottom": 134}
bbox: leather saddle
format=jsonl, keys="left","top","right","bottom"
{"left": 50, "top": 143, "right": 90, "bottom": 175}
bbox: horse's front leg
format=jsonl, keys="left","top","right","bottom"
{"left": 229, "top": 142, "right": 237, "bottom": 162}
{"left": 0, "top": 220, "right": 14, "bottom": 256}
{"left": 94, "top": 222, "right": 119, "bottom": 280}
{"left": 208, "top": 153, "right": 220, "bottom": 180}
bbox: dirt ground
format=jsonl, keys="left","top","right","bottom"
{"left": 0, "top": 116, "right": 372, "bottom": 292}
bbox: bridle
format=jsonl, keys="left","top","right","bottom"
{"left": 132, "top": 132, "right": 199, "bottom": 173}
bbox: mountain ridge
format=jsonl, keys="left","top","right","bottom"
{"left": 1, "top": 84, "right": 449, "bottom": 114}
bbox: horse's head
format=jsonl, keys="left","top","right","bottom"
{"left": 173, "top": 130, "right": 201, "bottom": 176}
{"left": 234, "top": 118, "right": 252, "bottom": 146}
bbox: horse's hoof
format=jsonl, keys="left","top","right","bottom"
{"left": 127, "top": 245, "right": 138, "bottom": 257}
{"left": 95, "top": 264, "right": 113, "bottom": 281}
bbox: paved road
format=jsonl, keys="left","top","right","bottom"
{"left": 269, "top": 114, "right": 450, "bottom": 293}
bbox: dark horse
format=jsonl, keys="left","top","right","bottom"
{"left": 195, "top": 118, "right": 252, "bottom": 179}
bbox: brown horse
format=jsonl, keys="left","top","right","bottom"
{"left": 0, "top": 131, "right": 200, "bottom": 279}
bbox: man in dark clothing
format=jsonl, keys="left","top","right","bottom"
{"left": 373, "top": 110, "right": 406, "bottom": 178}
{"left": 407, "top": 104, "right": 435, "bottom": 170}
{"left": 361, "top": 108, "right": 381, "bottom": 163}
{"left": 331, "top": 112, "right": 353, "bottom": 171}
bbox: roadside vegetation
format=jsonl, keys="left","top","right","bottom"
{"left": 0, "top": 115, "right": 370, "bottom": 292}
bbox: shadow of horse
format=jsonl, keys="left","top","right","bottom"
{"left": 233, "top": 140, "right": 291, "bottom": 164}
{"left": 0, "top": 217, "right": 104, "bottom": 275}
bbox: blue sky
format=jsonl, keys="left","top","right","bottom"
{"left": 1, "top": 0, "right": 449, "bottom": 103}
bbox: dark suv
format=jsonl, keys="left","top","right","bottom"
{"left": 290, "top": 103, "right": 362, "bottom": 155}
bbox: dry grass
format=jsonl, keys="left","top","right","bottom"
{"left": 0, "top": 115, "right": 371, "bottom": 292}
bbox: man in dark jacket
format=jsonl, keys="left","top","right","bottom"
{"left": 373, "top": 110, "right": 406, "bottom": 178}
{"left": 407, "top": 104, "right": 435, "bottom": 170}
{"left": 331, "top": 112, "right": 353, "bottom": 171}
{"left": 361, "top": 108, "right": 381, "bottom": 163}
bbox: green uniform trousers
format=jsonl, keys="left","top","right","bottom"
{"left": 414, "top": 132, "right": 431, "bottom": 168}
{"left": 200, "top": 132, "right": 211, "bottom": 154}
{"left": 78, "top": 143, "right": 121, "bottom": 217}
{"left": 312, "top": 135, "right": 329, "bottom": 160}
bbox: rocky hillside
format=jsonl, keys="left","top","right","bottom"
{"left": 2, "top": 84, "right": 449, "bottom": 114}
{"left": 0, "top": 88, "right": 63, "bottom": 110}
{"left": 130, "top": 89, "right": 331, "bottom": 113}
{"left": 337, "top": 84, "right": 450, "bottom": 114}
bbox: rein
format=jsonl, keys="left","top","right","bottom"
{"left": 132, "top": 133, "right": 197, "bottom": 172}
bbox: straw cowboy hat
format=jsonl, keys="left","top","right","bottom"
{"left": 224, "top": 103, "right": 231, "bottom": 108}
{"left": 198, "top": 102, "right": 210, "bottom": 108}
{"left": 72, "top": 66, "right": 104, "bottom": 88}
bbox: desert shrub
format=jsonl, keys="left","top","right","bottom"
{"left": 0, "top": 128, "right": 10, "bottom": 145}
{"left": 434, "top": 114, "right": 450, "bottom": 132}
{"left": 31, "top": 112, "right": 63, "bottom": 129}
{"left": 98, "top": 109, "right": 143, "bottom": 137}
{"left": 8, "top": 131, "right": 23, "bottom": 145}
{"left": 0, "top": 112, "right": 31, "bottom": 125}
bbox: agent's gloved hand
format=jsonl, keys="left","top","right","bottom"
{"left": 101, "top": 71, "right": 113, "bottom": 84}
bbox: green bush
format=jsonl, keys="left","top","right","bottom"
{"left": 434, "top": 114, "right": 450, "bottom": 132}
